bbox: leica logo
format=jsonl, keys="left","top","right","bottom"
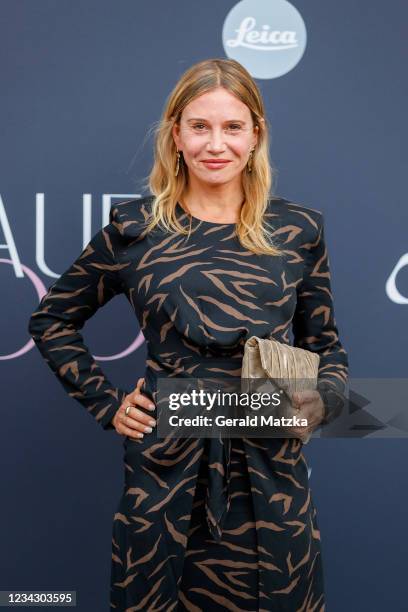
{"left": 222, "top": 0, "right": 307, "bottom": 79}
{"left": 226, "top": 16, "right": 298, "bottom": 51}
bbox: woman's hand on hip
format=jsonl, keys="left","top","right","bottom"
{"left": 111, "top": 377, "right": 156, "bottom": 439}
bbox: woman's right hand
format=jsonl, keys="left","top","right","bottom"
{"left": 111, "top": 378, "right": 156, "bottom": 439}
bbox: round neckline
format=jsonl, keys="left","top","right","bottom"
{"left": 176, "top": 201, "right": 238, "bottom": 226}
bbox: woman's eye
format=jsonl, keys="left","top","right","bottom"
{"left": 192, "top": 124, "right": 242, "bottom": 131}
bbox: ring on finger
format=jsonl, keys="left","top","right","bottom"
{"left": 125, "top": 405, "right": 134, "bottom": 417}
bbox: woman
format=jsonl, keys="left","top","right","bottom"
{"left": 28, "top": 58, "right": 348, "bottom": 611}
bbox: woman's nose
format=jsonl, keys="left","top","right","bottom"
{"left": 207, "top": 129, "right": 226, "bottom": 151}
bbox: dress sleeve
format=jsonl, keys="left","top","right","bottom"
{"left": 292, "top": 213, "right": 349, "bottom": 422}
{"left": 27, "top": 216, "right": 130, "bottom": 431}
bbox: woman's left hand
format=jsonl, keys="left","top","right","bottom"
{"left": 289, "top": 390, "right": 325, "bottom": 442}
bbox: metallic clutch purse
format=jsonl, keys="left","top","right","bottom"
{"left": 241, "top": 336, "right": 321, "bottom": 444}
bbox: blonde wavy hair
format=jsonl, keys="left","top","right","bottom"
{"left": 140, "top": 58, "right": 282, "bottom": 256}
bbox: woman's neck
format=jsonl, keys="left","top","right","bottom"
{"left": 181, "top": 186, "right": 245, "bottom": 223}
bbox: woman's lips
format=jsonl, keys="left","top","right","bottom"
{"left": 201, "top": 160, "right": 231, "bottom": 169}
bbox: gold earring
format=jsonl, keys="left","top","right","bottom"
{"left": 247, "top": 148, "right": 254, "bottom": 173}
{"left": 175, "top": 150, "right": 181, "bottom": 177}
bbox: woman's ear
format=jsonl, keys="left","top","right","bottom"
{"left": 172, "top": 122, "right": 180, "bottom": 149}
{"left": 253, "top": 124, "right": 259, "bottom": 148}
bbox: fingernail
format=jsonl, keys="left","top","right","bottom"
{"left": 148, "top": 420, "right": 156, "bottom": 427}
{"left": 148, "top": 404, "right": 155, "bottom": 410}
{"left": 144, "top": 426, "right": 153, "bottom": 433}
{"left": 136, "top": 433, "right": 144, "bottom": 438}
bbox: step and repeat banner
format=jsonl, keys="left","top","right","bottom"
{"left": 1, "top": 1, "right": 407, "bottom": 610}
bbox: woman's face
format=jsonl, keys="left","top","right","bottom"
{"left": 172, "top": 87, "right": 259, "bottom": 187}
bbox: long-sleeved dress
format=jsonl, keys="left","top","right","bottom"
{"left": 28, "top": 195, "right": 348, "bottom": 611}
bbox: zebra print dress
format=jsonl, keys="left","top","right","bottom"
{"left": 28, "top": 195, "right": 348, "bottom": 611}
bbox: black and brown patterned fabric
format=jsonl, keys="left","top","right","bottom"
{"left": 28, "top": 195, "right": 348, "bottom": 611}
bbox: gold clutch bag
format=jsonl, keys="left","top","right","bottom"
{"left": 241, "top": 336, "right": 320, "bottom": 444}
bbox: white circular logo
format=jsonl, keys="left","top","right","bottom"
{"left": 222, "top": 0, "right": 307, "bottom": 79}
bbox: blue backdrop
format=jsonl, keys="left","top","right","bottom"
{"left": 1, "top": 1, "right": 407, "bottom": 610}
